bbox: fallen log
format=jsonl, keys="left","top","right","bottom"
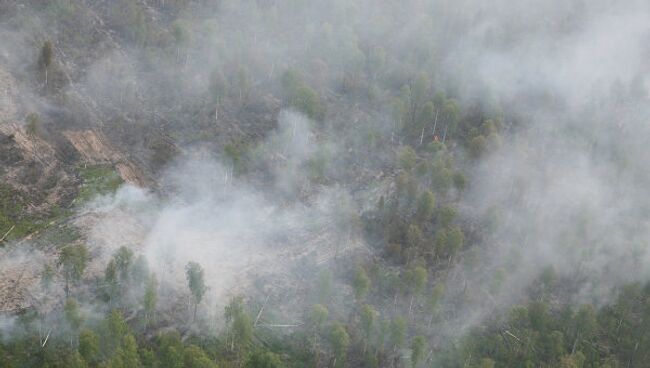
{"left": 0, "top": 225, "right": 15, "bottom": 242}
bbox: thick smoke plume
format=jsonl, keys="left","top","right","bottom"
{"left": 1, "top": 0, "right": 650, "bottom": 350}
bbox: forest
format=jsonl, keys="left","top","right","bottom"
{"left": 0, "top": 0, "right": 649, "bottom": 367}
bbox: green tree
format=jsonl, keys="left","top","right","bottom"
{"left": 478, "top": 358, "right": 495, "bottom": 368}
{"left": 416, "top": 191, "right": 436, "bottom": 223}
{"left": 329, "top": 324, "right": 350, "bottom": 367}
{"left": 245, "top": 351, "right": 283, "bottom": 368}
{"left": 446, "top": 227, "right": 464, "bottom": 257}
{"left": 469, "top": 135, "right": 487, "bottom": 158}
{"left": 232, "top": 309, "right": 253, "bottom": 361}
{"left": 434, "top": 229, "right": 448, "bottom": 259}
{"left": 437, "top": 206, "right": 457, "bottom": 229}
{"left": 39, "top": 41, "right": 53, "bottom": 87}
{"left": 101, "top": 309, "right": 129, "bottom": 357}
{"left": 353, "top": 266, "right": 371, "bottom": 303}
{"left": 41, "top": 264, "right": 55, "bottom": 291}
{"left": 25, "top": 113, "right": 40, "bottom": 137}
{"left": 360, "top": 304, "right": 376, "bottom": 353}
{"left": 389, "top": 317, "right": 406, "bottom": 352}
{"left": 398, "top": 146, "right": 418, "bottom": 171}
{"left": 65, "top": 351, "right": 88, "bottom": 368}
{"left": 113, "top": 246, "right": 134, "bottom": 284}
{"left": 310, "top": 304, "right": 329, "bottom": 333}
{"left": 427, "top": 283, "right": 445, "bottom": 328}
{"left": 158, "top": 332, "right": 184, "bottom": 368}
{"left": 172, "top": 20, "right": 190, "bottom": 63}
{"left": 64, "top": 298, "right": 84, "bottom": 346}
{"left": 237, "top": 66, "right": 252, "bottom": 106}
{"left": 184, "top": 345, "right": 218, "bottom": 368}
{"left": 405, "top": 266, "right": 427, "bottom": 316}
{"left": 411, "top": 336, "right": 426, "bottom": 368}
{"left": 317, "top": 269, "right": 332, "bottom": 304}
{"left": 185, "top": 262, "right": 207, "bottom": 321}
{"left": 131, "top": 255, "right": 149, "bottom": 287}
{"left": 143, "top": 274, "right": 158, "bottom": 327}
{"left": 58, "top": 244, "right": 89, "bottom": 297}
{"left": 281, "top": 69, "right": 324, "bottom": 120}
{"left": 104, "top": 259, "right": 119, "bottom": 306}
{"left": 225, "top": 296, "right": 252, "bottom": 357}
{"left": 559, "top": 352, "right": 586, "bottom": 368}
{"left": 79, "top": 329, "right": 99, "bottom": 364}
{"left": 111, "top": 334, "right": 141, "bottom": 368}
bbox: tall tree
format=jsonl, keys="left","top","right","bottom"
{"left": 79, "top": 329, "right": 99, "bottom": 364}
{"left": 389, "top": 317, "right": 406, "bottom": 357}
{"left": 411, "top": 336, "right": 426, "bottom": 368}
{"left": 353, "top": 266, "right": 371, "bottom": 303}
{"left": 64, "top": 298, "right": 84, "bottom": 347}
{"left": 58, "top": 244, "right": 89, "bottom": 297}
{"left": 143, "top": 274, "right": 158, "bottom": 328}
{"left": 39, "top": 41, "right": 53, "bottom": 88}
{"left": 245, "top": 351, "right": 284, "bottom": 368}
{"left": 225, "top": 296, "right": 252, "bottom": 359}
{"left": 405, "top": 266, "right": 427, "bottom": 316}
{"left": 184, "top": 345, "right": 218, "bottom": 368}
{"left": 360, "top": 304, "right": 376, "bottom": 353}
{"left": 185, "top": 262, "right": 207, "bottom": 321}
{"left": 427, "top": 283, "right": 445, "bottom": 328}
{"left": 329, "top": 324, "right": 350, "bottom": 368}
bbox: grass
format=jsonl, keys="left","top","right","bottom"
{"left": 0, "top": 183, "right": 43, "bottom": 241}
{"left": 75, "top": 165, "right": 124, "bottom": 204}
{"left": 0, "top": 165, "right": 122, "bottom": 245}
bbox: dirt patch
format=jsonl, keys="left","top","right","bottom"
{"left": 0, "top": 246, "right": 53, "bottom": 314}
{"left": 63, "top": 129, "right": 149, "bottom": 186}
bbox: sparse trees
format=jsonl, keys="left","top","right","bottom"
{"left": 185, "top": 261, "right": 207, "bottom": 321}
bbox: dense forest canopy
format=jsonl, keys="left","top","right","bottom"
{"left": 0, "top": 0, "right": 649, "bottom": 367}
